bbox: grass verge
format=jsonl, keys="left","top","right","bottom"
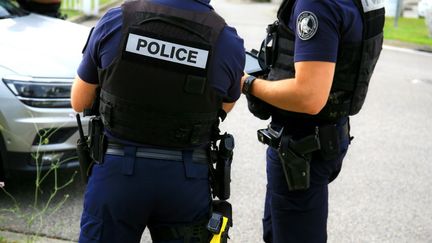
{"left": 384, "top": 17, "right": 432, "bottom": 47}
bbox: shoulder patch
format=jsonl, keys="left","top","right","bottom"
{"left": 296, "top": 11, "right": 318, "bottom": 41}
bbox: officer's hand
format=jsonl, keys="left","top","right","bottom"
{"left": 246, "top": 93, "right": 271, "bottom": 120}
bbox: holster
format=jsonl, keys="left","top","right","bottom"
{"left": 258, "top": 124, "right": 343, "bottom": 191}
{"left": 210, "top": 133, "right": 234, "bottom": 201}
{"left": 150, "top": 200, "right": 232, "bottom": 243}
{"left": 277, "top": 135, "right": 319, "bottom": 191}
{"left": 208, "top": 200, "right": 233, "bottom": 243}
{"left": 257, "top": 125, "right": 321, "bottom": 191}
{"left": 88, "top": 116, "right": 106, "bottom": 164}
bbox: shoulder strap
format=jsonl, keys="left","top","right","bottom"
{"left": 277, "top": 0, "right": 295, "bottom": 21}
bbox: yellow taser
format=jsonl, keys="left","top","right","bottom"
{"left": 210, "top": 216, "right": 229, "bottom": 243}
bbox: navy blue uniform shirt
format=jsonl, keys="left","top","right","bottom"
{"left": 287, "top": 0, "right": 363, "bottom": 63}
{"left": 78, "top": 0, "right": 245, "bottom": 103}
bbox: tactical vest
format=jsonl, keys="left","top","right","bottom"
{"left": 266, "top": 0, "right": 384, "bottom": 122}
{"left": 97, "top": 0, "right": 226, "bottom": 148}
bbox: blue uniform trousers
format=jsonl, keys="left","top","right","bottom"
{"left": 78, "top": 148, "right": 211, "bottom": 243}
{"left": 262, "top": 120, "right": 351, "bottom": 243}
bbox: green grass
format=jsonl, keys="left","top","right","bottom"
{"left": 0, "top": 235, "right": 18, "bottom": 243}
{"left": 384, "top": 17, "right": 432, "bottom": 46}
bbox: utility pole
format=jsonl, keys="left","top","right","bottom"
{"left": 394, "top": 0, "right": 403, "bottom": 27}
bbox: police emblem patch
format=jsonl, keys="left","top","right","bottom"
{"left": 296, "top": 11, "right": 318, "bottom": 40}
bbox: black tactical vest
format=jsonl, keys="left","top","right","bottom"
{"left": 97, "top": 0, "right": 226, "bottom": 148}
{"left": 267, "top": 0, "right": 384, "bottom": 122}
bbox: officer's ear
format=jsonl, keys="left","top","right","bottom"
{"left": 82, "top": 27, "right": 95, "bottom": 54}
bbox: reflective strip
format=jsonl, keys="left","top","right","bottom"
{"left": 125, "top": 33, "right": 209, "bottom": 69}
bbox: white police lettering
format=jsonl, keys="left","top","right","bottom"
{"left": 296, "top": 11, "right": 318, "bottom": 41}
{"left": 361, "top": 0, "right": 385, "bottom": 12}
{"left": 125, "top": 33, "right": 208, "bottom": 69}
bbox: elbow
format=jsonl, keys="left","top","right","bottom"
{"left": 70, "top": 98, "right": 84, "bottom": 113}
{"left": 304, "top": 103, "right": 324, "bottom": 115}
{"left": 298, "top": 93, "right": 327, "bottom": 115}
{"left": 222, "top": 102, "right": 236, "bottom": 113}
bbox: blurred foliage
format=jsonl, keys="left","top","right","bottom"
{"left": 61, "top": 0, "right": 115, "bottom": 19}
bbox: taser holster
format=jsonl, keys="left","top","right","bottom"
{"left": 208, "top": 200, "right": 232, "bottom": 243}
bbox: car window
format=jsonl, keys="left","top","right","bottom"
{"left": 0, "top": 0, "right": 27, "bottom": 18}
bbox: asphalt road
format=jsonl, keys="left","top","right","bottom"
{"left": 1, "top": 0, "right": 432, "bottom": 242}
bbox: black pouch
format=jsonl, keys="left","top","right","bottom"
{"left": 318, "top": 125, "right": 340, "bottom": 161}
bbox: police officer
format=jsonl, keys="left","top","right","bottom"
{"left": 70, "top": 0, "right": 244, "bottom": 242}
{"left": 241, "top": 0, "right": 384, "bottom": 242}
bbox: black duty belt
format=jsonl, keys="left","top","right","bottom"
{"left": 258, "top": 120, "right": 350, "bottom": 151}
{"left": 106, "top": 143, "right": 209, "bottom": 164}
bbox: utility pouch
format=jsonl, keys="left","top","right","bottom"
{"left": 208, "top": 200, "right": 232, "bottom": 243}
{"left": 88, "top": 116, "right": 105, "bottom": 164}
{"left": 278, "top": 136, "right": 311, "bottom": 191}
{"left": 213, "top": 133, "right": 234, "bottom": 201}
{"left": 318, "top": 124, "right": 340, "bottom": 161}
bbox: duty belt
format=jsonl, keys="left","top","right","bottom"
{"left": 258, "top": 121, "right": 350, "bottom": 153}
{"left": 106, "top": 143, "right": 209, "bottom": 164}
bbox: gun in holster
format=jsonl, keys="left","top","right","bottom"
{"left": 257, "top": 125, "right": 321, "bottom": 191}
{"left": 210, "top": 133, "right": 234, "bottom": 201}
{"left": 208, "top": 200, "right": 232, "bottom": 243}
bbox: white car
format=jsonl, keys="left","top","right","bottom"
{"left": 418, "top": 0, "right": 432, "bottom": 18}
{"left": 0, "top": 0, "right": 89, "bottom": 179}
